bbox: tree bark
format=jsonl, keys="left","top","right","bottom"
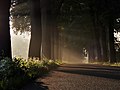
{"left": 88, "top": 45, "right": 95, "bottom": 63}
{"left": 29, "top": 0, "right": 42, "bottom": 59}
{"left": 100, "top": 26, "right": 109, "bottom": 62}
{"left": 108, "top": 18, "right": 116, "bottom": 63}
{"left": 92, "top": 12, "right": 102, "bottom": 62}
{"left": 54, "top": 27, "right": 60, "bottom": 60}
{"left": 0, "top": 0, "right": 11, "bottom": 59}
{"left": 41, "top": 0, "right": 52, "bottom": 59}
{"left": 40, "top": 0, "right": 63, "bottom": 60}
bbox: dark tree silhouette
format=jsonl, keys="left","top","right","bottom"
{"left": 0, "top": 0, "right": 11, "bottom": 59}
{"left": 38, "top": 0, "right": 63, "bottom": 61}
{"left": 108, "top": 17, "right": 116, "bottom": 63}
{"left": 87, "top": 0, "right": 120, "bottom": 63}
{"left": 41, "top": 0, "right": 53, "bottom": 59}
{"left": 29, "top": 0, "right": 42, "bottom": 59}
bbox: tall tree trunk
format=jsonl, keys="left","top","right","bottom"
{"left": 93, "top": 13, "right": 102, "bottom": 62}
{"left": 54, "top": 0, "right": 64, "bottom": 61}
{"left": 108, "top": 18, "right": 116, "bottom": 63}
{"left": 50, "top": 13, "right": 57, "bottom": 60}
{"left": 100, "top": 26, "right": 109, "bottom": 62}
{"left": 0, "top": 0, "right": 11, "bottom": 59}
{"left": 41, "top": 0, "right": 52, "bottom": 59}
{"left": 51, "top": 1, "right": 62, "bottom": 60}
{"left": 95, "top": 27, "right": 102, "bottom": 61}
{"left": 29, "top": 0, "right": 42, "bottom": 59}
{"left": 58, "top": 31, "right": 62, "bottom": 60}
{"left": 88, "top": 44, "right": 95, "bottom": 63}
{"left": 41, "top": 0, "right": 62, "bottom": 60}
{"left": 54, "top": 27, "right": 60, "bottom": 60}
{"left": 90, "top": 7, "right": 102, "bottom": 62}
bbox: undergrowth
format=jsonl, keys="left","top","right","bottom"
{"left": 0, "top": 57, "right": 61, "bottom": 90}
{"left": 89, "top": 62, "right": 120, "bottom": 67}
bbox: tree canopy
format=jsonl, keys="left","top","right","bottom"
{"left": 10, "top": 0, "right": 120, "bottom": 63}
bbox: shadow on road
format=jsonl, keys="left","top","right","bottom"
{"left": 61, "top": 64, "right": 120, "bottom": 71}
{"left": 56, "top": 64, "right": 120, "bottom": 80}
{"left": 21, "top": 81, "right": 48, "bottom": 90}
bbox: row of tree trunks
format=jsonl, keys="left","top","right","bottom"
{"left": 41, "top": 0, "right": 61, "bottom": 60}
{"left": 0, "top": 0, "right": 11, "bottom": 59}
{"left": 0, "top": 0, "right": 61, "bottom": 60}
{"left": 88, "top": 5, "right": 116, "bottom": 63}
{"left": 88, "top": 20, "right": 116, "bottom": 63}
{"left": 29, "top": 0, "right": 61, "bottom": 60}
{"left": 0, "top": 0, "right": 116, "bottom": 63}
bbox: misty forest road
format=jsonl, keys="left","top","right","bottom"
{"left": 22, "top": 64, "right": 120, "bottom": 90}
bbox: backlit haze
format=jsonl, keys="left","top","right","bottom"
{"left": 10, "top": 21, "right": 31, "bottom": 59}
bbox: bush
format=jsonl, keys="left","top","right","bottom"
{"left": 0, "top": 57, "right": 60, "bottom": 90}
{"left": 0, "top": 57, "right": 27, "bottom": 90}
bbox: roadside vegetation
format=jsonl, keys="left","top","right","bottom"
{"left": 0, "top": 57, "right": 61, "bottom": 90}
{"left": 89, "top": 62, "right": 120, "bottom": 67}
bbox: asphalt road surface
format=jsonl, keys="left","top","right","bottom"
{"left": 22, "top": 64, "right": 120, "bottom": 90}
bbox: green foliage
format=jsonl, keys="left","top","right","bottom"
{"left": 11, "top": 15, "right": 31, "bottom": 34}
{"left": 11, "top": 1, "right": 30, "bottom": 16}
{"left": 0, "top": 57, "right": 59, "bottom": 90}
{"left": 90, "top": 61, "right": 120, "bottom": 66}
{"left": 0, "top": 57, "right": 27, "bottom": 90}
{"left": 59, "top": 0, "right": 94, "bottom": 55}
{"left": 11, "top": 0, "right": 31, "bottom": 34}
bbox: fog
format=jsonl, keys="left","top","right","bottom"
{"left": 10, "top": 30, "right": 88, "bottom": 64}
{"left": 62, "top": 47, "right": 88, "bottom": 64}
{"left": 10, "top": 23, "right": 88, "bottom": 63}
